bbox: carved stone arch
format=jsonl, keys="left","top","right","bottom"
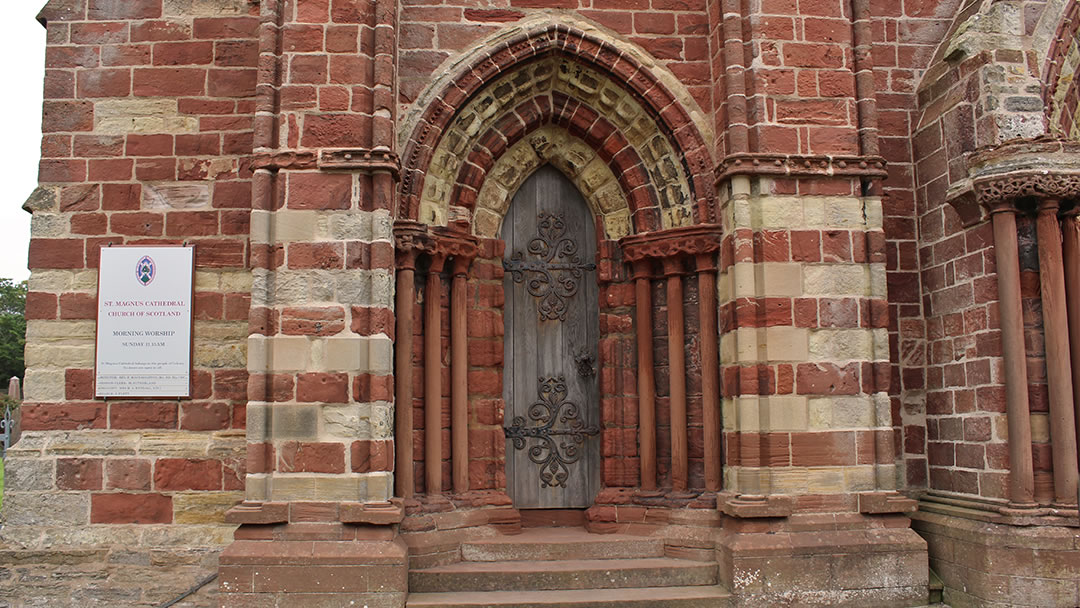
{"left": 1040, "top": 0, "right": 1080, "bottom": 136}
{"left": 397, "top": 17, "right": 717, "bottom": 235}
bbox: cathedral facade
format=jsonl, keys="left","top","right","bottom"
{"left": 3, "top": 0, "right": 1080, "bottom": 605}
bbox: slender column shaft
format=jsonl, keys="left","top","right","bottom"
{"left": 451, "top": 257, "right": 470, "bottom": 494}
{"left": 664, "top": 257, "right": 688, "bottom": 492}
{"left": 991, "top": 207, "right": 1035, "bottom": 506}
{"left": 394, "top": 252, "right": 418, "bottom": 498}
{"left": 696, "top": 254, "right": 722, "bottom": 492}
{"left": 424, "top": 255, "right": 446, "bottom": 494}
{"left": 633, "top": 261, "right": 657, "bottom": 491}
{"left": 1062, "top": 213, "right": 1080, "bottom": 488}
{"left": 1036, "top": 199, "right": 1079, "bottom": 505}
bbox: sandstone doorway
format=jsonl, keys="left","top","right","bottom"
{"left": 501, "top": 165, "right": 602, "bottom": 509}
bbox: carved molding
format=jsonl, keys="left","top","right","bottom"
{"left": 250, "top": 151, "right": 319, "bottom": 172}
{"left": 393, "top": 220, "right": 479, "bottom": 269}
{"left": 619, "top": 224, "right": 723, "bottom": 263}
{"left": 715, "top": 153, "right": 888, "bottom": 183}
{"left": 946, "top": 137, "right": 1080, "bottom": 225}
{"left": 319, "top": 148, "right": 401, "bottom": 178}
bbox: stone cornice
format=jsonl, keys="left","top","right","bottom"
{"left": 945, "top": 137, "right": 1080, "bottom": 225}
{"left": 715, "top": 153, "right": 888, "bottom": 184}
{"left": 619, "top": 224, "right": 723, "bottom": 263}
{"left": 249, "top": 148, "right": 401, "bottom": 178}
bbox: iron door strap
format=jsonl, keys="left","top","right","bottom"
{"left": 504, "top": 376, "right": 599, "bottom": 488}
{"left": 503, "top": 211, "right": 596, "bottom": 321}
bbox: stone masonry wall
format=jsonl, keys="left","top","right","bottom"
{"left": 2, "top": 2, "right": 260, "bottom": 605}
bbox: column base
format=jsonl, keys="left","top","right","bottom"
{"left": 219, "top": 530, "right": 408, "bottom": 608}
{"left": 717, "top": 512, "right": 929, "bottom": 607}
{"left": 912, "top": 502, "right": 1080, "bottom": 607}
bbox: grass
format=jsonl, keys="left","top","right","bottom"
{"left": 0, "top": 456, "right": 4, "bottom": 510}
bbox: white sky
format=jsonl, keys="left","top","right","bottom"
{"left": 0, "top": 3, "right": 46, "bottom": 284}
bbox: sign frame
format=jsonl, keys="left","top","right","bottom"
{"left": 94, "top": 244, "right": 196, "bottom": 399}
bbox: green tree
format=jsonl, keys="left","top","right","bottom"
{"left": 0, "top": 279, "right": 26, "bottom": 386}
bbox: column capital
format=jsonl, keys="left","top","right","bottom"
{"left": 619, "top": 224, "right": 723, "bottom": 264}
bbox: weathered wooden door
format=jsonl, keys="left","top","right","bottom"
{"left": 502, "top": 165, "right": 601, "bottom": 508}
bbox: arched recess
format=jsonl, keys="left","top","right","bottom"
{"left": 398, "top": 19, "right": 717, "bottom": 237}
{"left": 1041, "top": 0, "right": 1080, "bottom": 137}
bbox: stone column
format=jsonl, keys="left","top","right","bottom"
{"left": 1035, "top": 199, "right": 1079, "bottom": 506}
{"left": 989, "top": 204, "right": 1036, "bottom": 506}
{"left": 696, "top": 253, "right": 722, "bottom": 492}
{"left": 663, "top": 257, "right": 689, "bottom": 493}
{"left": 424, "top": 254, "right": 446, "bottom": 495}
{"left": 632, "top": 260, "right": 658, "bottom": 492}
{"left": 621, "top": 226, "right": 723, "bottom": 495}
{"left": 393, "top": 241, "right": 422, "bottom": 499}
{"left": 451, "top": 255, "right": 472, "bottom": 494}
{"left": 1062, "top": 211, "right": 1080, "bottom": 480}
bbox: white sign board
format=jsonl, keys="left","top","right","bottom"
{"left": 95, "top": 246, "right": 194, "bottom": 398}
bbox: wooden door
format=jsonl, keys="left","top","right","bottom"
{"left": 502, "top": 165, "right": 601, "bottom": 509}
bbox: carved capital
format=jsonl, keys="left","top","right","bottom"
{"left": 619, "top": 224, "right": 723, "bottom": 263}
{"left": 973, "top": 173, "right": 1080, "bottom": 208}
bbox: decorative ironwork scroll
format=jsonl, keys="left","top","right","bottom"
{"left": 504, "top": 376, "right": 599, "bottom": 488}
{"left": 503, "top": 212, "right": 596, "bottom": 321}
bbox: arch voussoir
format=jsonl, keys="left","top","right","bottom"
{"left": 399, "top": 20, "right": 717, "bottom": 232}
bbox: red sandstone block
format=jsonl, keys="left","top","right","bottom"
{"left": 155, "top": 458, "right": 223, "bottom": 491}
{"left": 208, "top": 68, "right": 257, "bottom": 97}
{"left": 29, "top": 238, "right": 85, "bottom": 269}
{"left": 464, "top": 8, "right": 524, "bottom": 22}
{"left": 21, "top": 402, "right": 106, "bottom": 430}
{"left": 92, "top": 492, "right": 172, "bottom": 524}
{"left": 133, "top": 67, "right": 207, "bottom": 96}
{"left": 46, "top": 46, "right": 101, "bottom": 70}
{"left": 59, "top": 292, "right": 97, "bottom": 320}
{"left": 331, "top": 0, "right": 374, "bottom": 23}
{"left": 193, "top": 239, "right": 246, "bottom": 268}
{"left": 167, "top": 211, "right": 219, "bottom": 237}
{"left": 215, "top": 40, "right": 258, "bottom": 67}
{"left": 326, "top": 25, "right": 358, "bottom": 53}
{"left": 26, "top": 292, "right": 58, "bottom": 320}
{"left": 64, "top": 368, "right": 95, "bottom": 400}
{"left": 131, "top": 20, "right": 191, "bottom": 42}
{"left": 110, "top": 212, "right": 165, "bottom": 237}
{"left": 213, "top": 180, "right": 252, "bottom": 208}
{"left": 88, "top": 159, "right": 134, "bottom": 181}
{"left": 297, "top": 372, "right": 349, "bottom": 403}
{"left": 135, "top": 158, "right": 177, "bottom": 180}
{"left": 110, "top": 402, "right": 178, "bottom": 429}
{"left": 180, "top": 401, "right": 231, "bottom": 431}
{"left": 61, "top": 185, "right": 102, "bottom": 211}
{"left": 57, "top": 458, "right": 104, "bottom": 490}
{"left": 296, "top": 0, "right": 329, "bottom": 22}
{"left": 106, "top": 459, "right": 152, "bottom": 491}
{"left": 287, "top": 172, "right": 352, "bottom": 210}
{"left": 77, "top": 68, "right": 131, "bottom": 98}
{"left": 796, "top": 362, "right": 860, "bottom": 395}
{"left": 300, "top": 113, "right": 371, "bottom": 147}
{"left": 278, "top": 441, "right": 346, "bottom": 474}
{"left": 287, "top": 242, "right": 345, "bottom": 270}
{"left": 39, "top": 159, "right": 88, "bottom": 182}
{"left": 102, "top": 44, "right": 152, "bottom": 67}
{"left": 350, "top": 306, "right": 394, "bottom": 336}
{"left": 353, "top": 373, "right": 393, "bottom": 402}
{"left": 193, "top": 17, "right": 259, "bottom": 39}
{"left": 281, "top": 305, "right": 346, "bottom": 336}
{"left": 791, "top": 431, "right": 856, "bottom": 466}
{"left": 102, "top": 184, "right": 142, "bottom": 210}
{"left": 214, "top": 369, "right": 249, "bottom": 400}
{"left": 153, "top": 41, "right": 213, "bottom": 66}
{"left": 71, "top": 22, "right": 127, "bottom": 45}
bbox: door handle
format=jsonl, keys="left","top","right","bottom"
{"left": 574, "top": 349, "right": 596, "bottom": 378}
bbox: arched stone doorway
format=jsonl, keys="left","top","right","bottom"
{"left": 502, "top": 165, "right": 601, "bottom": 509}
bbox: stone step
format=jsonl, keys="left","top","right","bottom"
{"left": 461, "top": 528, "right": 664, "bottom": 562}
{"left": 409, "top": 558, "right": 718, "bottom": 593}
{"left": 406, "top": 585, "right": 734, "bottom": 608}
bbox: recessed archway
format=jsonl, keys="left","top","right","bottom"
{"left": 397, "top": 19, "right": 717, "bottom": 236}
